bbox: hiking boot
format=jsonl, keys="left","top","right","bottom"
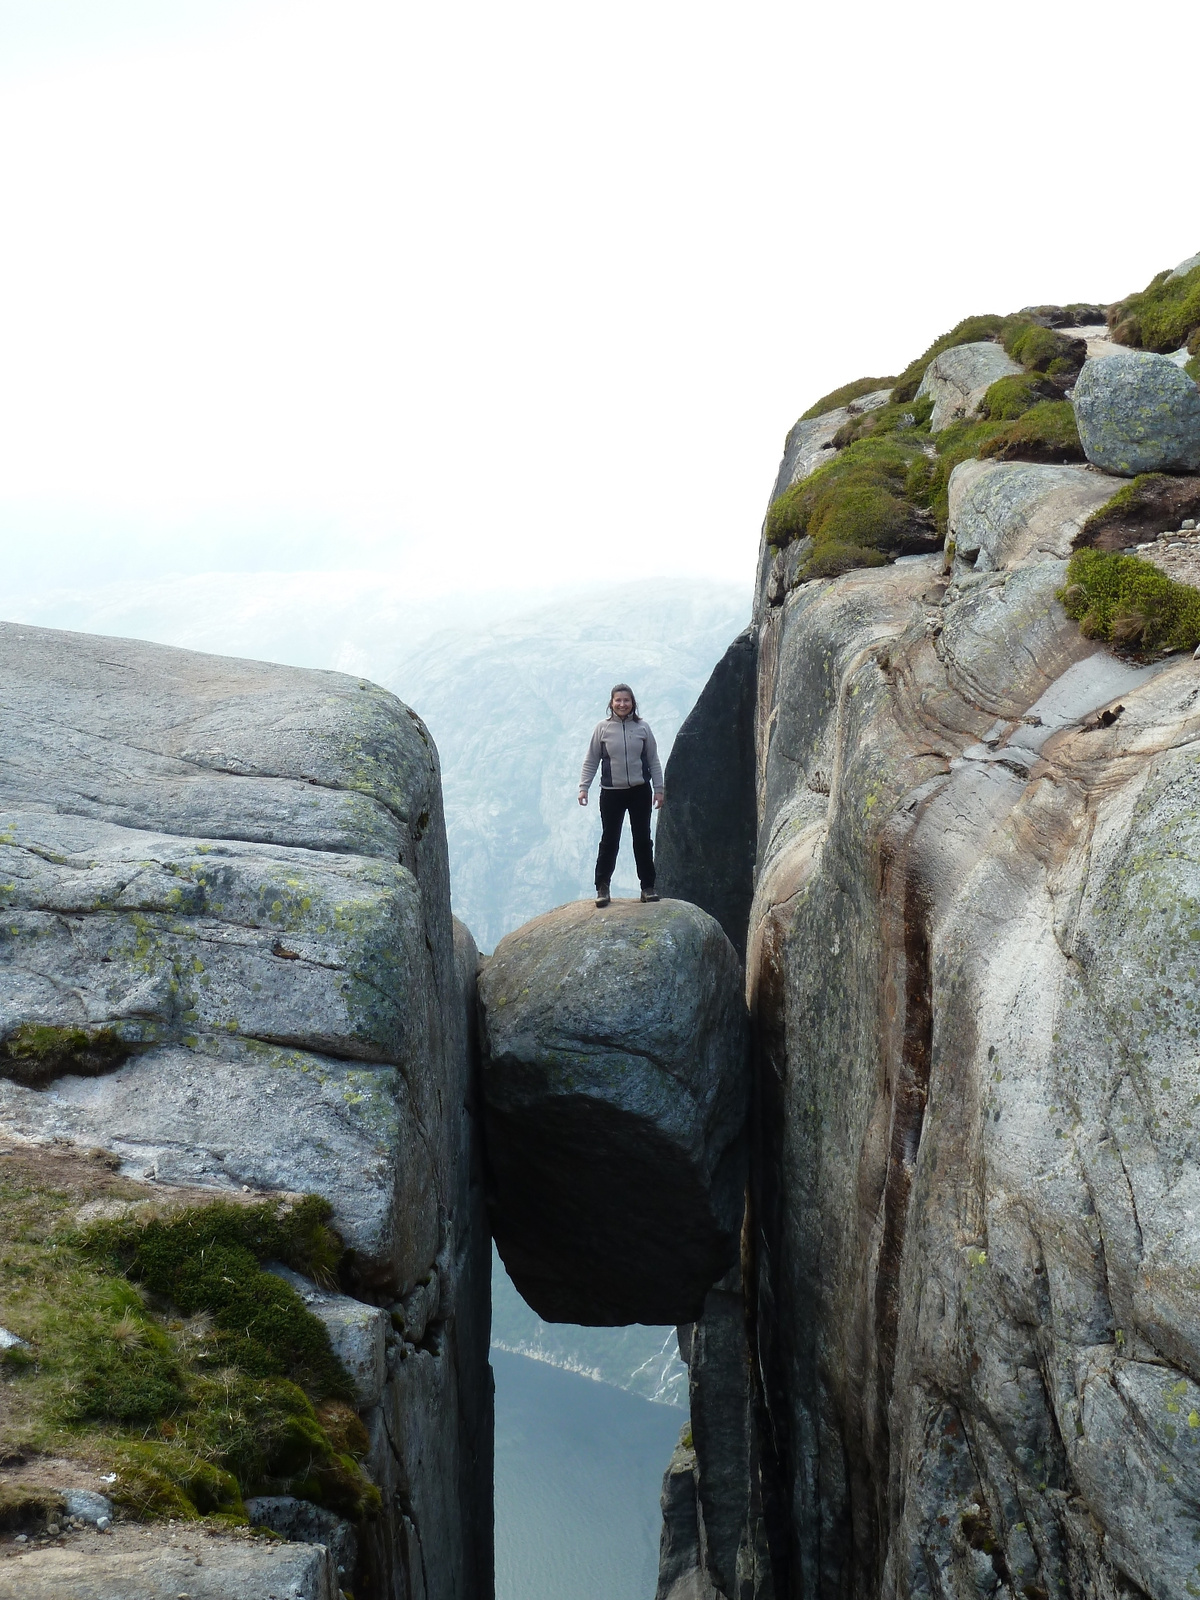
{"left": 640, "top": 887, "right": 660, "bottom": 902}
{"left": 595, "top": 883, "right": 611, "bottom": 908}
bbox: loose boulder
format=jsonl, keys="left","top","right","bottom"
{"left": 916, "top": 341, "right": 1022, "bottom": 432}
{"left": 478, "top": 898, "right": 748, "bottom": 1325}
{"left": 1072, "top": 351, "right": 1200, "bottom": 474}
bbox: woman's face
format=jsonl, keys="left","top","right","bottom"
{"left": 612, "top": 691, "right": 634, "bottom": 718}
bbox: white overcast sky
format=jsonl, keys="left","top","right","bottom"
{"left": 1, "top": 0, "right": 1197, "bottom": 606}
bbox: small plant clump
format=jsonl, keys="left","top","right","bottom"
{"left": 1059, "top": 549, "right": 1200, "bottom": 655}
{"left": 1109, "top": 260, "right": 1200, "bottom": 354}
{"left": 0, "top": 1144, "right": 378, "bottom": 1532}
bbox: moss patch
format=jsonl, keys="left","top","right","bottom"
{"left": 1078, "top": 474, "right": 1200, "bottom": 553}
{"left": 765, "top": 433, "right": 939, "bottom": 579}
{"left": 1, "top": 1024, "right": 134, "bottom": 1089}
{"left": 1001, "top": 321, "right": 1086, "bottom": 377}
{"left": 1060, "top": 548, "right": 1200, "bottom": 654}
{"left": 0, "top": 1143, "right": 376, "bottom": 1529}
{"left": 978, "top": 372, "right": 1059, "bottom": 421}
{"left": 1109, "top": 262, "right": 1200, "bottom": 354}
{"left": 798, "top": 376, "right": 896, "bottom": 422}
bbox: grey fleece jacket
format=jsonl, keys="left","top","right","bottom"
{"left": 579, "top": 714, "right": 664, "bottom": 794}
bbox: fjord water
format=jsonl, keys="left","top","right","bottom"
{"left": 494, "top": 1349, "right": 684, "bottom": 1600}
{"left": 492, "top": 1249, "right": 687, "bottom": 1598}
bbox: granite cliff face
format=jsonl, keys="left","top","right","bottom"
{"left": 0, "top": 624, "right": 492, "bottom": 1600}
{"left": 658, "top": 252, "right": 1200, "bottom": 1599}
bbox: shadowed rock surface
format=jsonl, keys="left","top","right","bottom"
{"left": 478, "top": 898, "right": 748, "bottom": 1324}
{"left": 655, "top": 628, "right": 758, "bottom": 957}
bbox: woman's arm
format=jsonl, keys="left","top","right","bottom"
{"left": 579, "top": 724, "right": 603, "bottom": 805}
{"left": 643, "top": 725, "right": 664, "bottom": 808}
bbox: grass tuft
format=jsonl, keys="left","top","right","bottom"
{"left": 0, "top": 1145, "right": 376, "bottom": 1532}
{"left": 1060, "top": 549, "right": 1200, "bottom": 654}
{"left": 1108, "top": 262, "right": 1200, "bottom": 354}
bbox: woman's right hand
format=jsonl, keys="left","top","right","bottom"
{"left": 578, "top": 790, "right": 588, "bottom": 806}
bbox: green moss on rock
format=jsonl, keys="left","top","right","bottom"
{"left": 977, "top": 400, "right": 1083, "bottom": 463}
{"left": 978, "top": 373, "right": 1059, "bottom": 421}
{"left": 0, "top": 1145, "right": 374, "bottom": 1531}
{"left": 799, "top": 376, "right": 896, "bottom": 421}
{"left": 83, "top": 1198, "right": 352, "bottom": 1398}
{"left": 1109, "top": 261, "right": 1200, "bottom": 354}
{"left": 1001, "top": 321, "right": 1086, "bottom": 376}
{"left": 765, "top": 433, "right": 938, "bottom": 579}
{"left": 0, "top": 1024, "right": 133, "bottom": 1088}
{"left": 1060, "top": 548, "right": 1200, "bottom": 653}
{"left": 831, "top": 395, "right": 933, "bottom": 448}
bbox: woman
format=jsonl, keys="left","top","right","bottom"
{"left": 578, "top": 683, "right": 664, "bottom": 908}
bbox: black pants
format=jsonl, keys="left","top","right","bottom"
{"left": 596, "top": 784, "right": 655, "bottom": 889}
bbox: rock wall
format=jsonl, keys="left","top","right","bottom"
{"left": 0, "top": 623, "right": 492, "bottom": 1600}
{"left": 658, "top": 264, "right": 1200, "bottom": 1599}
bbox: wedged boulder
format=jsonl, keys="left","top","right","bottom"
{"left": 1073, "top": 351, "right": 1200, "bottom": 474}
{"left": 947, "top": 459, "right": 1123, "bottom": 570}
{"left": 478, "top": 898, "right": 748, "bottom": 1325}
{"left": 916, "top": 341, "right": 1021, "bottom": 431}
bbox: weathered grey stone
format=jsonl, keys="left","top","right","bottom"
{"left": 1073, "top": 351, "right": 1200, "bottom": 474}
{"left": 0, "top": 624, "right": 493, "bottom": 1600}
{"left": 245, "top": 1496, "right": 356, "bottom": 1584}
{"left": 946, "top": 459, "right": 1124, "bottom": 571}
{"left": 0, "top": 1329, "right": 27, "bottom": 1352}
{"left": 0, "top": 1525, "right": 337, "bottom": 1600}
{"left": 1168, "top": 248, "right": 1200, "bottom": 280}
{"left": 265, "top": 1265, "right": 387, "bottom": 1407}
{"left": 0, "top": 1041, "right": 432, "bottom": 1285}
{"left": 479, "top": 898, "right": 748, "bottom": 1324}
{"left": 655, "top": 629, "right": 758, "bottom": 957}
{"left": 916, "top": 342, "right": 1022, "bottom": 432}
{"left": 59, "top": 1492, "right": 112, "bottom": 1527}
{"left": 738, "top": 543, "right": 1200, "bottom": 1595}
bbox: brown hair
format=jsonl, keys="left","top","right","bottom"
{"left": 607, "top": 683, "right": 639, "bottom": 718}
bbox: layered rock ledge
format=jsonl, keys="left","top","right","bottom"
{"left": 0, "top": 624, "right": 492, "bottom": 1600}
{"left": 478, "top": 898, "right": 748, "bottom": 1325}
